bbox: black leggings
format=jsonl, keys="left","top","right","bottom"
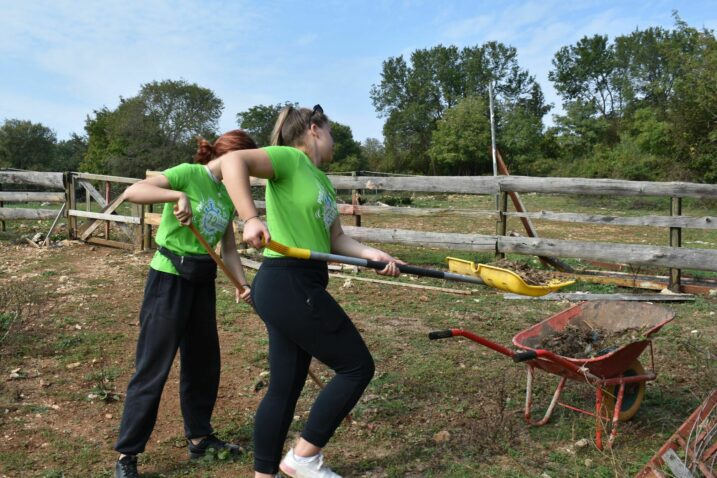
{"left": 251, "top": 258, "right": 375, "bottom": 474}
{"left": 115, "top": 269, "right": 220, "bottom": 455}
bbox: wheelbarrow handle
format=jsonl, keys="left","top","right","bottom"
{"left": 428, "top": 330, "right": 454, "bottom": 340}
{"left": 513, "top": 351, "right": 537, "bottom": 363}
{"left": 513, "top": 348, "right": 601, "bottom": 382}
{"left": 428, "top": 329, "right": 514, "bottom": 358}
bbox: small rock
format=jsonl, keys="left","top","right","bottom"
{"left": 709, "top": 289, "right": 716, "bottom": 297}
{"left": 575, "top": 438, "right": 589, "bottom": 448}
{"left": 105, "top": 414, "right": 113, "bottom": 419}
{"left": 419, "top": 295, "right": 429, "bottom": 302}
{"left": 433, "top": 430, "right": 451, "bottom": 443}
{"left": 584, "top": 458, "right": 593, "bottom": 467}
{"left": 66, "top": 362, "right": 81, "bottom": 369}
{"left": 541, "top": 473, "right": 552, "bottom": 478}
{"left": 342, "top": 278, "right": 353, "bottom": 289}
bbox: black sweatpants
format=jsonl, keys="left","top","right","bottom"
{"left": 251, "top": 258, "right": 375, "bottom": 474}
{"left": 114, "top": 268, "right": 220, "bottom": 455}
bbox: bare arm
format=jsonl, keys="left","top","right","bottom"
{"left": 221, "top": 224, "right": 253, "bottom": 305}
{"left": 123, "top": 175, "right": 191, "bottom": 225}
{"left": 220, "top": 149, "right": 274, "bottom": 248}
{"left": 123, "top": 175, "right": 183, "bottom": 204}
{"left": 330, "top": 219, "right": 401, "bottom": 276}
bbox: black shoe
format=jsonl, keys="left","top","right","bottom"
{"left": 187, "top": 434, "right": 242, "bottom": 460}
{"left": 115, "top": 455, "right": 139, "bottom": 478}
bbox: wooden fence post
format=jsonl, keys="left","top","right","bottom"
{"left": 68, "top": 173, "right": 77, "bottom": 239}
{"left": 0, "top": 183, "right": 4, "bottom": 232}
{"left": 669, "top": 197, "right": 682, "bottom": 292}
{"left": 131, "top": 203, "right": 143, "bottom": 250}
{"left": 104, "top": 181, "right": 111, "bottom": 239}
{"left": 142, "top": 204, "right": 153, "bottom": 251}
{"left": 496, "top": 191, "right": 508, "bottom": 260}
{"left": 352, "top": 171, "right": 361, "bottom": 227}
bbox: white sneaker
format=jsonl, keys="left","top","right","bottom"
{"left": 279, "top": 448, "right": 342, "bottom": 478}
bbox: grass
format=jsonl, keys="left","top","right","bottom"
{"left": 1, "top": 193, "right": 716, "bottom": 477}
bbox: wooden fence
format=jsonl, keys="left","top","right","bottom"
{"left": 2, "top": 169, "right": 716, "bottom": 292}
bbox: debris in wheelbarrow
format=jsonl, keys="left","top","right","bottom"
{"left": 429, "top": 301, "right": 676, "bottom": 450}
{"left": 538, "top": 323, "right": 652, "bottom": 359}
{"left": 446, "top": 256, "right": 575, "bottom": 296}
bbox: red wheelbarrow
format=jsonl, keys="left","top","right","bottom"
{"left": 429, "top": 301, "right": 676, "bottom": 449}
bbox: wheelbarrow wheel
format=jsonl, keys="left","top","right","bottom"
{"left": 601, "top": 359, "right": 646, "bottom": 422}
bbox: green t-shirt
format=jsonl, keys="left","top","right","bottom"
{"left": 149, "top": 163, "right": 236, "bottom": 274}
{"left": 263, "top": 146, "right": 338, "bottom": 257}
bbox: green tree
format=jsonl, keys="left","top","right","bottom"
{"left": 371, "top": 43, "right": 548, "bottom": 174}
{"left": 361, "top": 138, "right": 386, "bottom": 171}
{"left": 428, "top": 96, "right": 491, "bottom": 175}
{"left": 81, "top": 80, "right": 224, "bottom": 176}
{"left": 667, "top": 23, "right": 717, "bottom": 182}
{"left": 326, "top": 122, "right": 363, "bottom": 172}
{"left": 53, "top": 133, "right": 87, "bottom": 171}
{"left": 138, "top": 79, "right": 223, "bottom": 144}
{"left": 549, "top": 15, "right": 717, "bottom": 181}
{"left": 549, "top": 35, "right": 623, "bottom": 118}
{"left": 236, "top": 102, "right": 297, "bottom": 146}
{"left": 0, "top": 119, "right": 57, "bottom": 171}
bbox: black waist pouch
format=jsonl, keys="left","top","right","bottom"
{"left": 158, "top": 246, "right": 217, "bottom": 284}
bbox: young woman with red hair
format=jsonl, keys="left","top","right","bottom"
{"left": 112, "top": 130, "right": 257, "bottom": 478}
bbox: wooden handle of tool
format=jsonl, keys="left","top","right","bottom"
{"left": 188, "top": 223, "right": 246, "bottom": 294}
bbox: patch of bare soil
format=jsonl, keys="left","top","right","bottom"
{"left": 490, "top": 259, "right": 557, "bottom": 286}
{"left": 538, "top": 324, "right": 650, "bottom": 358}
{"left": 0, "top": 241, "right": 266, "bottom": 477}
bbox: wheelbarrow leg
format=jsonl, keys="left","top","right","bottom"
{"left": 595, "top": 382, "right": 626, "bottom": 450}
{"left": 524, "top": 365, "right": 568, "bottom": 426}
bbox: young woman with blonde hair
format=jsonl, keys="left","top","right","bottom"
{"left": 220, "top": 105, "right": 401, "bottom": 478}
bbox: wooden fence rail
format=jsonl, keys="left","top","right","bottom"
{"left": 3, "top": 170, "right": 717, "bottom": 290}
{"left": 506, "top": 211, "right": 717, "bottom": 230}
{"left": 341, "top": 226, "right": 717, "bottom": 272}
{"left": 328, "top": 175, "right": 717, "bottom": 199}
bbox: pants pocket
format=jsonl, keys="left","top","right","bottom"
{"left": 306, "top": 289, "right": 349, "bottom": 333}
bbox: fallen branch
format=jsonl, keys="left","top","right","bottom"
{"left": 502, "top": 292, "right": 694, "bottom": 301}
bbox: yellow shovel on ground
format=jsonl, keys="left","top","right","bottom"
{"left": 264, "top": 240, "right": 573, "bottom": 297}
{"left": 445, "top": 257, "right": 574, "bottom": 297}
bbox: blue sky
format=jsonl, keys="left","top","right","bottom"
{"left": 1, "top": 1, "right": 715, "bottom": 143}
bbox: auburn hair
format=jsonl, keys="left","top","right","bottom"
{"left": 194, "top": 129, "right": 258, "bottom": 164}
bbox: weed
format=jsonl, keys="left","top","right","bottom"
{"left": 85, "top": 367, "right": 121, "bottom": 403}
{"left": 41, "top": 471, "right": 65, "bottom": 478}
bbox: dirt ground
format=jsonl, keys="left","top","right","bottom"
{"left": 1, "top": 237, "right": 716, "bottom": 478}
{"left": 0, "top": 241, "right": 270, "bottom": 477}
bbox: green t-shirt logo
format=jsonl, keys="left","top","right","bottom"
{"left": 198, "top": 196, "right": 230, "bottom": 243}
{"left": 316, "top": 179, "right": 338, "bottom": 230}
